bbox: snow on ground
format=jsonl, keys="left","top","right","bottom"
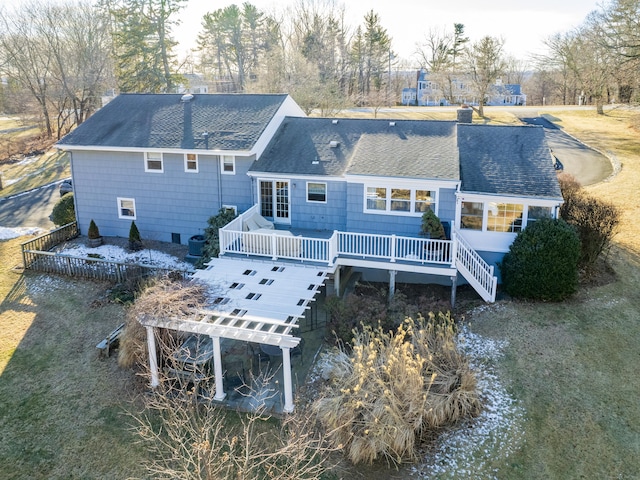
{"left": 412, "top": 326, "right": 525, "bottom": 479}
{"left": 58, "top": 243, "right": 194, "bottom": 271}
{"left": 0, "top": 226, "right": 44, "bottom": 240}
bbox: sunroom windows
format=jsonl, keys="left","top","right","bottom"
{"left": 461, "top": 200, "right": 554, "bottom": 232}
{"left": 365, "top": 186, "right": 436, "bottom": 215}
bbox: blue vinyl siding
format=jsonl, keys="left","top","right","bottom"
{"left": 289, "top": 180, "right": 347, "bottom": 231}
{"left": 70, "top": 150, "right": 252, "bottom": 243}
{"left": 345, "top": 183, "right": 456, "bottom": 237}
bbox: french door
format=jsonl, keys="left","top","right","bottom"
{"left": 259, "top": 180, "right": 290, "bottom": 224}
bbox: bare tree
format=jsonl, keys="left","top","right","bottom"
{"left": 464, "top": 36, "right": 506, "bottom": 117}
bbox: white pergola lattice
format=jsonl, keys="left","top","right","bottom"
{"left": 142, "top": 257, "right": 329, "bottom": 413}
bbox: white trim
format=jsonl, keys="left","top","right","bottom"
{"left": 184, "top": 153, "right": 199, "bottom": 173}
{"left": 56, "top": 145, "right": 253, "bottom": 156}
{"left": 247, "top": 171, "right": 344, "bottom": 182}
{"left": 221, "top": 155, "right": 235, "bottom": 175}
{"left": 306, "top": 181, "right": 327, "bottom": 203}
{"left": 117, "top": 197, "right": 137, "bottom": 220}
{"left": 144, "top": 152, "right": 163, "bottom": 173}
{"left": 347, "top": 174, "right": 460, "bottom": 190}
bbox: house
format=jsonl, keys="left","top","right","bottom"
{"left": 403, "top": 70, "right": 526, "bottom": 106}
{"left": 56, "top": 94, "right": 561, "bottom": 412}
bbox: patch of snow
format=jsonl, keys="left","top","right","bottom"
{"left": 26, "top": 275, "right": 67, "bottom": 295}
{"left": 411, "top": 326, "right": 525, "bottom": 479}
{"left": 0, "top": 226, "right": 44, "bottom": 240}
{"left": 58, "top": 244, "right": 194, "bottom": 271}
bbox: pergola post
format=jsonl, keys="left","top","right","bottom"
{"left": 211, "top": 335, "right": 226, "bottom": 401}
{"left": 145, "top": 326, "right": 159, "bottom": 388}
{"left": 281, "top": 346, "right": 294, "bottom": 413}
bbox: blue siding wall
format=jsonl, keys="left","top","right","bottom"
{"left": 70, "top": 150, "right": 252, "bottom": 244}
{"left": 345, "top": 183, "right": 456, "bottom": 237}
{"left": 289, "top": 180, "right": 347, "bottom": 231}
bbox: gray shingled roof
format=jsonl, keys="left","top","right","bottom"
{"left": 57, "top": 93, "right": 289, "bottom": 151}
{"left": 250, "top": 118, "right": 460, "bottom": 180}
{"left": 457, "top": 124, "right": 562, "bottom": 199}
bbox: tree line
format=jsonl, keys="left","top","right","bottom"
{"left": 1, "top": 0, "right": 638, "bottom": 139}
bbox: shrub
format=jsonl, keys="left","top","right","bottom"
{"left": 50, "top": 192, "right": 75, "bottom": 226}
{"left": 128, "top": 221, "right": 143, "bottom": 251}
{"left": 196, "top": 208, "right": 238, "bottom": 268}
{"left": 559, "top": 179, "right": 620, "bottom": 267}
{"left": 314, "top": 313, "right": 480, "bottom": 465}
{"left": 500, "top": 218, "right": 580, "bottom": 301}
{"left": 419, "top": 209, "right": 445, "bottom": 239}
{"left": 87, "top": 219, "right": 101, "bottom": 239}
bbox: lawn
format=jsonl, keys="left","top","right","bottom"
{"left": 1, "top": 106, "right": 639, "bottom": 478}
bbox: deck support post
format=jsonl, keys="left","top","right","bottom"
{"left": 450, "top": 275, "right": 458, "bottom": 308}
{"left": 145, "top": 326, "right": 159, "bottom": 388}
{"left": 334, "top": 266, "right": 341, "bottom": 297}
{"left": 211, "top": 335, "right": 226, "bottom": 401}
{"left": 389, "top": 270, "right": 397, "bottom": 300}
{"left": 281, "top": 346, "right": 294, "bottom": 413}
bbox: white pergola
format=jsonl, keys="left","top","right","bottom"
{"left": 142, "top": 257, "right": 328, "bottom": 413}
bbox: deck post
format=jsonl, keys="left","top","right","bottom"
{"left": 334, "top": 266, "right": 341, "bottom": 297}
{"left": 145, "top": 326, "right": 159, "bottom": 388}
{"left": 211, "top": 335, "right": 226, "bottom": 401}
{"left": 389, "top": 270, "right": 397, "bottom": 300}
{"left": 450, "top": 275, "right": 458, "bottom": 308}
{"left": 281, "top": 346, "right": 294, "bottom": 413}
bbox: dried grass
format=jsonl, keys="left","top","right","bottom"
{"left": 118, "top": 275, "right": 208, "bottom": 368}
{"left": 314, "top": 313, "right": 481, "bottom": 466}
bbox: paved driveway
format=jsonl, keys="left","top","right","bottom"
{"left": 0, "top": 182, "right": 59, "bottom": 230}
{"left": 514, "top": 110, "right": 613, "bottom": 186}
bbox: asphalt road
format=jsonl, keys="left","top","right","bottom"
{"left": 512, "top": 110, "right": 613, "bottom": 186}
{"left": 0, "top": 182, "right": 59, "bottom": 230}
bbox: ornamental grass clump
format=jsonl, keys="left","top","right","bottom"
{"left": 314, "top": 312, "right": 481, "bottom": 466}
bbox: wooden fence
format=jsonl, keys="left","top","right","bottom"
{"left": 21, "top": 222, "right": 191, "bottom": 283}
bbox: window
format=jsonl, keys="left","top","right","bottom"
{"left": 222, "top": 205, "right": 237, "bottom": 215}
{"left": 145, "top": 152, "right": 163, "bottom": 172}
{"left": 221, "top": 155, "right": 235, "bottom": 174}
{"left": 117, "top": 197, "right": 136, "bottom": 220}
{"left": 461, "top": 201, "right": 483, "bottom": 230}
{"left": 390, "top": 189, "right": 411, "bottom": 212}
{"left": 487, "top": 203, "right": 524, "bottom": 233}
{"left": 365, "top": 186, "right": 438, "bottom": 215}
{"left": 415, "top": 190, "right": 435, "bottom": 213}
{"left": 307, "top": 182, "right": 327, "bottom": 203}
{"left": 184, "top": 153, "right": 198, "bottom": 172}
{"left": 527, "top": 206, "right": 552, "bottom": 226}
{"left": 366, "top": 187, "right": 387, "bottom": 211}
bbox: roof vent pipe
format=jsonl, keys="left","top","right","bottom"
{"left": 332, "top": 119, "right": 339, "bottom": 124}
{"left": 329, "top": 140, "right": 340, "bottom": 148}
{"left": 389, "top": 121, "right": 396, "bottom": 126}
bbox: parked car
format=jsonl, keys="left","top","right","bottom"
{"left": 59, "top": 179, "right": 73, "bottom": 196}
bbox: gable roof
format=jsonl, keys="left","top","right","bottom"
{"left": 458, "top": 124, "right": 562, "bottom": 199}
{"left": 57, "top": 93, "right": 290, "bottom": 151}
{"left": 250, "top": 117, "right": 460, "bottom": 181}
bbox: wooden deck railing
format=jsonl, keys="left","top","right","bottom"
{"left": 21, "top": 221, "right": 79, "bottom": 268}
{"left": 453, "top": 227, "right": 497, "bottom": 302}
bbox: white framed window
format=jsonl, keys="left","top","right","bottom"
{"left": 145, "top": 152, "right": 163, "bottom": 172}
{"left": 307, "top": 182, "right": 327, "bottom": 203}
{"left": 117, "top": 197, "right": 136, "bottom": 220}
{"left": 364, "top": 186, "right": 437, "bottom": 215}
{"left": 184, "top": 153, "right": 198, "bottom": 173}
{"left": 460, "top": 201, "right": 483, "bottom": 230}
{"left": 221, "top": 155, "right": 235, "bottom": 175}
{"left": 527, "top": 206, "right": 552, "bottom": 226}
{"left": 222, "top": 205, "right": 237, "bottom": 215}
{"left": 487, "top": 202, "right": 524, "bottom": 233}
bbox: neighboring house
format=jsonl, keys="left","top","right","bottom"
{"left": 177, "top": 73, "right": 210, "bottom": 94}
{"left": 404, "top": 70, "right": 526, "bottom": 106}
{"left": 56, "top": 93, "right": 561, "bottom": 412}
